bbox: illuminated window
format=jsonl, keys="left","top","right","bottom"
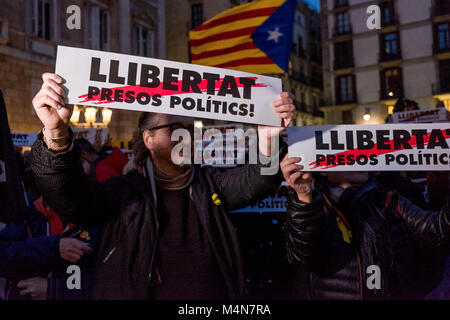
{"left": 444, "top": 100, "right": 450, "bottom": 111}
{"left": 387, "top": 105, "right": 394, "bottom": 114}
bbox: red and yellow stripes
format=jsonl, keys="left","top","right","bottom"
{"left": 189, "top": 0, "right": 285, "bottom": 74}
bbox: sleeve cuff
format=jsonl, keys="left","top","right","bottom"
{"left": 288, "top": 190, "right": 324, "bottom": 212}
{"left": 32, "top": 127, "right": 81, "bottom": 171}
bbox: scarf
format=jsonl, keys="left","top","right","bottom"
{"left": 144, "top": 156, "right": 195, "bottom": 191}
{"left": 33, "top": 197, "right": 75, "bottom": 235}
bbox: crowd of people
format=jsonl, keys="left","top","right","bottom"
{"left": 1, "top": 73, "right": 449, "bottom": 300}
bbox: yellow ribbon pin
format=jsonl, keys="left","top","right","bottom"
{"left": 212, "top": 193, "right": 221, "bottom": 206}
{"left": 336, "top": 217, "right": 352, "bottom": 244}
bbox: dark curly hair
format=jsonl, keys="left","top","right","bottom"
{"left": 132, "top": 112, "right": 159, "bottom": 167}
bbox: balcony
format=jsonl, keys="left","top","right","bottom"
{"left": 333, "top": 24, "right": 352, "bottom": 37}
{"left": 432, "top": 82, "right": 450, "bottom": 95}
{"left": 334, "top": 57, "right": 354, "bottom": 70}
{"left": 334, "top": 0, "right": 349, "bottom": 9}
{"left": 379, "top": 51, "right": 402, "bottom": 62}
{"left": 380, "top": 88, "right": 403, "bottom": 100}
{"left": 336, "top": 95, "right": 357, "bottom": 105}
{"left": 432, "top": 1, "right": 450, "bottom": 17}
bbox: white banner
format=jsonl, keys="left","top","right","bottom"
{"left": 288, "top": 123, "right": 450, "bottom": 171}
{"left": 11, "top": 132, "right": 37, "bottom": 146}
{"left": 391, "top": 108, "right": 447, "bottom": 123}
{"left": 55, "top": 46, "right": 282, "bottom": 126}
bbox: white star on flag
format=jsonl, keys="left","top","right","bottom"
{"left": 267, "top": 27, "right": 283, "bottom": 43}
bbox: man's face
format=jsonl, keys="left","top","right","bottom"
{"left": 143, "top": 114, "right": 194, "bottom": 165}
{"left": 325, "top": 171, "right": 370, "bottom": 188}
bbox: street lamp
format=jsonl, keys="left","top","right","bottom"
{"left": 102, "top": 108, "right": 112, "bottom": 126}
{"left": 70, "top": 105, "right": 80, "bottom": 125}
{"left": 84, "top": 107, "right": 97, "bottom": 124}
{"left": 363, "top": 108, "right": 371, "bottom": 122}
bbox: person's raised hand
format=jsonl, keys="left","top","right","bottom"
{"left": 258, "top": 92, "right": 295, "bottom": 156}
{"left": 32, "top": 73, "right": 72, "bottom": 140}
{"left": 280, "top": 155, "right": 313, "bottom": 203}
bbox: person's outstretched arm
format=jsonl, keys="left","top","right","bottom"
{"left": 395, "top": 192, "right": 450, "bottom": 252}
{"left": 212, "top": 93, "right": 294, "bottom": 210}
{"left": 30, "top": 73, "right": 124, "bottom": 227}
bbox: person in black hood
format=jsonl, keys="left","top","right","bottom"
{"left": 280, "top": 155, "right": 450, "bottom": 300}
{"left": 30, "top": 72, "right": 294, "bottom": 300}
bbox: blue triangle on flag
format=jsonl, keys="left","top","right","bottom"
{"left": 251, "top": 0, "right": 297, "bottom": 72}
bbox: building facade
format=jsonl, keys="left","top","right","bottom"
{"left": 165, "top": 0, "right": 324, "bottom": 126}
{"left": 0, "top": 0, "right": 165, "bottom": 147}
{"left": 286, "top": 0, "right": 324, "bottom": 126}
{"left": 165, "top": 0, "right": 239, "bottom": 63}
{"left": 320, "top": 0, "right": 450, "bottom": 124}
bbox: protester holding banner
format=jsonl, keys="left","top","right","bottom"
{"left": 281, "top": 155, "right": 450, "bottom": 300}
{"left": 30, "top": 72, "right": 294, "bottom": 299}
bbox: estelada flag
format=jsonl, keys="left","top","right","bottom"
{"left": 0, "top": 89, "right": 28, "bottom": 222}
{"left": 189, "top": 0, "right": 296, "bottom": 74}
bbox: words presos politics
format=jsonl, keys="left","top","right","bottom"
{"left": 86, "top": 57, "right": 258, "bottom": 117}
{"left": 314, "top": 127, "right": 450, "bottom": 167}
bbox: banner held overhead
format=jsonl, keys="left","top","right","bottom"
{"left": 55, "top": 45, "right": 282, "bottom": 126}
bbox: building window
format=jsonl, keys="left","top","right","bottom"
{"left": 334, "top": 41, "right": 353, "bottom": 69}
{"left": 444, "top": 100, "right": 450, "bottom": 111}
{"left": 335, "top": 0, "right": 349, "bottom": 9}
{"left": 438, "top": 59, "right": 450, "bottom": 94}
{"left": 381, "top": 67, "right": 403, "bottom": 99}
{"left": 335, "top": 11, "right": 350, "bottom": 34}
{"left": 191, "top": 3, "right": 203, "bottom": 30}
{"left": 297, "top": 36, "right": 304, "bottom": 57}
{"left": 435, "top": 0, "right": 450, "bottom": 16}
{"left": 86, "top": 5, "right": 109, "bottom": 50}
{"left": 381, "top": 1, "right": 396, "bottom": 26}
{"left": 387, "top": 105, "right": 394, "bottom": 114}
{"left": 336, "top": 74, "right": 355, "bottom": 104}
{"left": 0, "top": 18, "right": 7, "bottom": 41}
{"left": 134, "top": 25, "right": 154, "bottom": 57}
{"left": 32, "top": 0, "right": 51, "bottom": 40}
{"left": 99, "top": 9, "right": 108, "bottom": 50}
{"left": 437, "top": 23, "right": 450, "bottom": 52}
{"left": 380, "top": 32, "right": 400, "bottom": 61}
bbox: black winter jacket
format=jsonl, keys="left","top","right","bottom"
{"left": 31, "top": 131, "right": 285, "bottom": 300}
{"left": 285, "top": 177, "right": 450, "bottom": 300}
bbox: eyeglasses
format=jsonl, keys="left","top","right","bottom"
{"left": 146, "top": 122, "right": 194, "bottom": 134}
